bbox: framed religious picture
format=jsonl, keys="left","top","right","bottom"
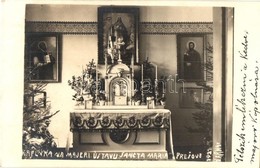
{"left": 177, "top": 35, "right": 205, "bottom": 82}
{"left": 25, "top": 33, "right": 62, "bottom": 83}
{"left": 98, "top": 6, "right": 139, "bottom": 64}
{"left": 33, "top": 91, "right": 47, "bottom": 108}
{"left": 179, "top": 87, "right": 203, "bottom": 109}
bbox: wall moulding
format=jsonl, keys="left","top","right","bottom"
{"left": 25, "top": 21, "right": 98, "bottom": 35}
{"left": 140, "top": 22, "right": 213, "bottom": 34}
{"left": 25, "top": 21, "right": 213, "bottom": 34}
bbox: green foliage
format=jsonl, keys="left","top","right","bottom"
{"left": 185, "top": 41, "right": 213, "bottom": 152}
{"left": 68, "top": 59, "right": 97, "bottom": 101}
{"left": 132, "top": 91, "right": 142, "bottom": 102}
{"left": 23, "top": 67, "right": 59, "bottom": 156}
{"left": 98, "top": 90, "right": 106, "bottom": 101}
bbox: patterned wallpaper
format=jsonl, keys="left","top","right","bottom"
{"left": 25, "top": 21, "right": 213, "bottom": 34}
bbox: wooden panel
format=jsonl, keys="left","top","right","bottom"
{"left": 134, "top": 130, "right": 160, "bottom": 144}
{"left": 114, "top": 96, "right": 127, "bottom": 105}
{"left": 79, "top": 132, "right": 105, "bottom": 144}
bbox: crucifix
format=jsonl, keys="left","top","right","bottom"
{"left": 115, "top": 37, "right": 125, "bottom": 63}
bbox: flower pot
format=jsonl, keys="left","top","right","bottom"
{"left": 85, "top": 100, "right": 93, "bottom": 109}
{"left": 134, "top": 100, "right": 141, "bottom": 106}
{"left": 99, "top": 100, "right": 105, "bottom": 106}
{"left": 147, "top": 99, "right": 155, "bottom": 109}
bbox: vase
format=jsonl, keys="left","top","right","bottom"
{"left": 85, "top": 100, "right": 93, "bottom": 109}
{"left": 83, "top": 94, "right": 92, "bottom": 101}
{"left": 99, "top": 100, "right": 105, "bottom": 106}
{"left": 134, "top": 100, "right": 141, "bottom": 106}
{"left": 147, "top": 99, "right": 155, "bottom": 109}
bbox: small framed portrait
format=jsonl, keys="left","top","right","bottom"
{"left": 25, "top": 33, "right": 62, "bottom": 83}
{"left": 179, "top": 87, "right": 203, "bottom": 109}
{"left": 98, "top": 6, "right": 139, "bottom": 65}
{"left": 177, "top": 35, "right": 205, "bottom": 82}
{"left": 33, "top": 91, "right": 47, "bottom": 108}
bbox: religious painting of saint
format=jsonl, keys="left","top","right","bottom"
{"left": 25, "top": 34, "right": 62, "bottom": 83}
{"left": 98, "top": 7, "right": 139, "bottom": 65}
{"left": 177, "top": 35, "right": 205, "bottom": 81}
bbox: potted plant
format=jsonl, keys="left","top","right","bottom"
{"left": 132, "top": 91, "right": 142, "bottom": 105}
{"left": 98, "top": 90, "right": 106, "bottom": 106}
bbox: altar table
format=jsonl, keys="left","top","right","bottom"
{"left": 70, "top": 108, "right": 174, "bottom": 160}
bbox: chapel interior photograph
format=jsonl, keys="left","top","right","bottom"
{"left": 23, "top": 4, "right": 234, "bottom": 161}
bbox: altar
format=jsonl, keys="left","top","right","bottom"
{"left": 68, "top": 7, "right": 174, "bottom": 160}
{"left": 70, "top": 108, "right": 174, "bottom": 160}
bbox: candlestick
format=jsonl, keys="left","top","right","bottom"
{"left": 105, "top": 55, "right": 107, "bottom": 74}
{"left": 141, "top": 64, "right": 144, "bottom": 82}
{"left": 95, "top": 69, "right": 98, "bottom": 102}
{"left": 141, "top": 64, "right": 145, "bottom": 105}
{"left": 131, "top": 54, "right": 134, "bottom": 101}
{"left": 82, "top": 65, "right": 84, "bottom": 95}
{"left": 131, "top": 54, "right": 134, "bottom": 67}
{"left": 155, "top": 78, "right": 158, "bottom": 106}
{"left": 155, "top": 65, "right": 158, "bottom": 80}
{"left": 96, "top": 70, "right": 98, "bottom": 82}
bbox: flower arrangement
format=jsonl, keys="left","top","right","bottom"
{"left": 98, "top": 90, "right": 106, "bottom": 101}
{"left": 132, "top": 90, "right": 142, "bottom": 102}
{"left": 132, "top": 90, "right": 142, "bottom": 105}
{"left": 158, "top": 93, "right": 166, "bottom": 105}
{"left": 68, "top": 59, "right": 96, "bottom": 103}
{"left": 23, "top": 67, "right": 59, "bottom": 156}
{"left": 97, "top": 90, "right": 106, "bottom": 106}
{"left": 157, "top": 75, "right": 167, "bottom": 105}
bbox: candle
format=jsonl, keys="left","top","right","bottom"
{"left": 154, "top": 64, "right": 158, "bottom": 100}
{"left": 141, "top": 64, "right": 143, "bottom": 82}
{"left": 96, "top": 70, "right": 98, "bottom": 96}
{"left": 155, "top": 65, "right": 158, "bottom": 80}
{"left": 131, "top": 54, "right": 134, "bottom": 67}
{"left": 82, "top": 65, "right": 84, "bottom": 95}
{"left": 105, "top": 56, "right": 107, "bottom": 74}
{"left": 96, "top": 70, "right": 98, "bottom": 82}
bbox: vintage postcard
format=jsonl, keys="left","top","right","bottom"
{"left": 1, "top": 1, "right": 260, "bottom": 168}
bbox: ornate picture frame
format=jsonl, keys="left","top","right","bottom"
{"left": 177, "top": 34, "right": 205, "bottom": 82}
{"left": 25, "top": 33, "right": 62, "bottom": 83}
{"left": 33, "top": 91, "right": 47, "bottom": 108}
{"left": 98, "top": 6, "right": 139, "bottom": 64}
